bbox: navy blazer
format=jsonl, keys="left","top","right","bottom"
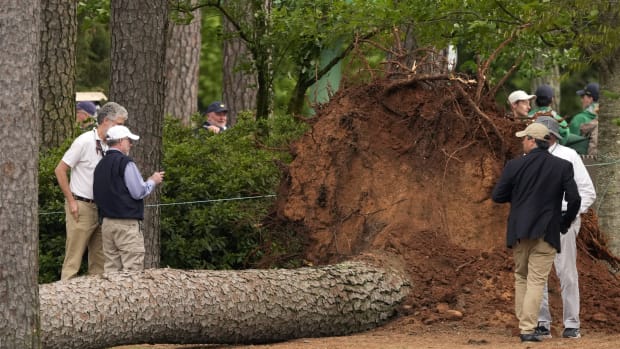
{"left": 492, "top": 147, "right": 581, "bottom": 252}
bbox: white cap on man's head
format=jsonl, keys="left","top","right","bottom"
{"left": 106, "top": 125, "right": 140, "bottom": 141}
{"left": 508, "top": 90, "right": 536, "bottom": 104}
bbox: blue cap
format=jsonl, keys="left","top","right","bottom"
{"left": 205, "top": 101, "right": 228, "bottom": 114}
{"left": 76, "top": 101, "right": 97, "bottom": 116}
{"left": 577, "top": 83, "right": 599, "bottom": 101}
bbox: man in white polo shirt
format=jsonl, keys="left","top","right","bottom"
{"left": 54, "top": 102, "right": 128, "bottom": 280}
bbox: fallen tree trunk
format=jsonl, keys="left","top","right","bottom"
{"left": 40, "top": 259, "right": 411, "bottom": 349}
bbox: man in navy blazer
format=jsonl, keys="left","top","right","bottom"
{"left": 492, "top": 122, "right": 581, "bottom": 343}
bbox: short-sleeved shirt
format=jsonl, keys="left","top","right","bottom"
{"left": 61, "top": 129, "right": 107, "bottom": 199}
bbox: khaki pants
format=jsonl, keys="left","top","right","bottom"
{"left": 513, "top": 238, "right": 556, "bottom": 334}
{"left": 101, "top": 218, "right": 145, "bottom": 273}
{"left": 61, "top": 200, "right": 104, "bottom": 280}
{"left": 539, "top": 216, "right": 582, "bottom": 329}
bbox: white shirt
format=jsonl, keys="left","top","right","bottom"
{"left": 61, "top": 129, "right": 107, "bottom": 199}
{"left": 548, "top": 142, "right": 596, "bottom": 213}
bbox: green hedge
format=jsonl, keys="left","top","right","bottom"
{"left": 38, "top": 113, "right": 308, "bottom": 283}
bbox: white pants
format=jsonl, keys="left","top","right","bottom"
{"left": 538, "top": 215, "right": 581, "bottom": 329}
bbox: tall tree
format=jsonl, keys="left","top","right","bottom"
{"left": 222, "top": 1, "right": 258, "bottom": 125}
{"left": 598, "top": 66, "right": 620, "bottom": 256}
{"left": 109, "top": 0, "right": 168, "bottom": 268}
{"left": 166, "top": 5, "right": 201, "bottom": 125}
{"left": 0, "top": 0, "right": 41, "bottom": 347}
{"left": 39, "top": 0, "right": 77, "bottom": 149}
{"left": 597, "top": 46, "right": 620, "bottom": 256}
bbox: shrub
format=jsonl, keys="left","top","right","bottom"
{"left": 37, "top": 113, "right": 308, "bottom": 281}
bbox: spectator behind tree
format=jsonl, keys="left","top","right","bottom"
{"left": 569, "top": 83, "right": 599, "bottom": 156}
{"left": 508, "top": 90, "right": 536, "bottom": 119}
{"left": 201, "top": 101, "right": 229, "bottom": 134}
{"left": 528, "top": 85, "right": 570, "bottom": 141}
{"left": 76, "top": 101, "right": 97, "bottom": 131}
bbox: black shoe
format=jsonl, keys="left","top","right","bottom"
{"left": 520, "top": 333, "right": 542, "bottom": 342}
{"left": 562, "top": 328, "right": 581, "bottom": 338}
{"left": 534, "top": 324, "right": 552, "bottom": 339}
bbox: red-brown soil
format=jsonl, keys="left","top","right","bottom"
{"left": 118, "top": 78, "right": 620, "bottom": 348}
{"left": 271, "top": 77, "right": 620, "bottom": 337}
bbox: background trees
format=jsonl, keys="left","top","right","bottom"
{"left": 0, "top": 1, "right": 41, "bottom": 348}
{"left": 109, "top": 0, "right": 169, "bottom": 268}
{"left": 39, "top": 0, "right": 77, "bottom": 150}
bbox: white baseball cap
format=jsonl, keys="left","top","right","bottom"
{"left": 106, "top": 125, "right": 140, "bottom": 141}
{"left": 508, "top": 90, "right": 536, "bottom": 104}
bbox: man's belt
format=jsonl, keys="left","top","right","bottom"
{"left": 72, "top": 194, "right": 95, "bottom": 204}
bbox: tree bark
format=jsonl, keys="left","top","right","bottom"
{"left": 222, "top": 1, "right": 258, "bottom": 126}
{"left": 109, "top": 0, "right": 168, "bottom": 268}
{"left": 598, "top": 59, "right": 620, "bottom": 256}
{"left": 252, "top": 0, "right": 273, "bottom": 120}
{"left": 0, "top": 1, "right": 41, "bottom": 347}
{"left": 165, "top": 6, "right": 201, "bottom": 125}
{"left": 39, "top": 0, "right": 77, "bottom": 150}
{"left": 40, "top": 260, "right": 410, "bottom": 349}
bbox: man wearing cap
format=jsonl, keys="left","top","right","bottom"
{"left": 528, "top": 84, "right": 570, "bottom": 141}
{"left": 508, "top": 90, "right": 536, "bottom": 119}
{"left": 492, "top": 122, "right": 581, "bottom": 343}
{"left": 569, "top": 82, "right": 599, "bottom": 155}
{"left": 93, "top": 125, "right": 164, "bottom": 272}
{"left": 55, "top": 102, "right": 128, "bottom": 280}
{"left": 201, "top": 101, "right": 229, "bottom": 134}
{"left": 76, "top": 101, "right": 98, "bottom": 131}
{"left": 533, "top": 116, "right": 596, "bottom": 339}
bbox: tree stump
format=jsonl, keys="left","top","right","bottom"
{"left": 40, "top": 259, "right": 410, "bottom": 349}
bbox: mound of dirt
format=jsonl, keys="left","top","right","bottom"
{"left": 274, "top": 78, "right": 620, "bottom": 335}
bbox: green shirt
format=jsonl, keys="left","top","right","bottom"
{"left": 569, "top": 102, "right": 598, "bottom": 135}
{"left": 528, "top": 106, "right": 570, "bottom": 141}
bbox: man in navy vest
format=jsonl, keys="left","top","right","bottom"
{"left": 93, "top": 125, "right": 164, "bottom": 272}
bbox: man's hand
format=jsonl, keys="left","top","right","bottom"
{"left": 69, "top": 200, "right": 79, "bottom": 222}
{"left": 206, "top": 125, "right": 221, "bottom": 134}
{"left": 560, "top": 216, "right": 571, "bottom": 235}
{"left": 149, "top": 171, "right": 165, "bottom": 185}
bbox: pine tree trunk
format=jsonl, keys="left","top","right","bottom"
{"left": 40, "top": 260, "right": 410, "bottom": 349}
{"left": 0, "top": 1, "right": 41, "bottom": 347}
{"left": 109, "top": 0, "right": 168, "bottom": 268}
{"left": 222, "top": 0, "right": 258, "bottom": 126}
{"left": 165, "top": 7, "right": 201, "bottom": 125}
{"left": 598, "top": 60, "right": 620, "bottom": 256}
{"left": 253, "top": 0, "right": 273, "bottom": 120}
{"left": 39, "top": 0, "right": 77, "bottom": 150}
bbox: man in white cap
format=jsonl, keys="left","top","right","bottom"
{"left": 508, "top": 90, "right": 536, "bottom": 119}
{"left": 93, "top": 125, "right": 165, "bottom": 272}
{"left": 534, "top": 116, "right": 596, "bottom": 339}
{"left": 492, "top": 122, "right": 581, "bottom": 343}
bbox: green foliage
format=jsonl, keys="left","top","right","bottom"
{"left": 160, "top": 113, "right": 308, "bottom": 269}
{"left": 38, "top": 141, "right": 72, "bottom": 283}
{"left": 198, "top": 7, "right": 224, "bottom": 110}
{"left": 76, "top": 0, "right": 111, "bottom": 93}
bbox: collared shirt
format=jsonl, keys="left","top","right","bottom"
{"left": 61, "top": 129, "right": 107, "bottom": 199}
{"left": 548, "top": 142, "right": 596, "bottom": 213}
{"left": 124, "top": 160, "right": 156, "bottom": 200}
